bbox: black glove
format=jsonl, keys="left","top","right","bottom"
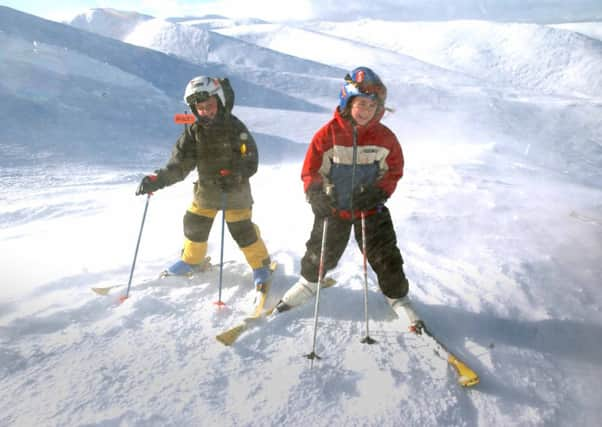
{"left": 136, "top": 174, "right": 164, "bottom": 196}
{"left": 307, "top": 189, "right": 334, "bottom": 217}
{"left": 353, "top": 185, "right": 387, "bottom": 210}
{"left": 217, "top": 172, "right": 242, "bottom": 191}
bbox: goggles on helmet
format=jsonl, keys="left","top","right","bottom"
{"left": 185, "top": 91, "right": 212, "bottom": 105}
{"left": 184, "top": 76, "right": 226, "bottom": 108}
{"left": 344, "top": 72, "right": 386, "bottom": 104}
{"left": 339, "top": 67, "right": 386, "bottom": 112}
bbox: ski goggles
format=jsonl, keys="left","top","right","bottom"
{"left": 186, "top": 91, "right": 214, "bottom": 105}
{"left": 344, "top": 73, "right": 386, "bottom": 103}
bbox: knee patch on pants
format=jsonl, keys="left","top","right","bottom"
{"left": 183, "top": 211, "right": 213, "bottom": 242}
{"left": 227, "top": 219, "right": 258, "bottom": 248}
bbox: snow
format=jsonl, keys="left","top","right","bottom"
{"left": 550, "top": 21, "right": 602, "bottom": 42}
{"left": 124, "top": 19, "right": 211, "bottom": 64}
{"left": 1, "top": 4, "right": 602, "bottom": 427}
{"left": 223, "top": 19, "right": 602, "bottom": 98}
{"left": 68, "top": 8, "right": 153, "bottom": 40}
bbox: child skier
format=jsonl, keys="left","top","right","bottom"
{"left": 275, "top": 66, "right": 422, "bottom": 332}
{"left": 135, "top": 76, "right": 272, "bottom": 303}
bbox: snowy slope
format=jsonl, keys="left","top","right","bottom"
{"left": 0, "top": 21, "right": 178, "bottom": 165}
{"left": 0, "top": 6, "right": 326, "bottom": 112}
{"left": 124, "top": 18, "right": 211, "bottom": 64}
{"left": 1, "top": 148, "right": 601, "bottom": 427}
{"left": 306, "top": 19, "right": 602, "bottom": 99}
{"left": 214, "top": 23, "right": 481, "bottom": 87}
{"left": 0, "top": 6, "right": 323, "bottom": 165}
{"left": 122, "top": 18, "right": 343, "bottom": 79}
{"left": 168, "top": 15, "right": 268, "bottom": 28}
{"left": 68, "top": 8, "right": 153, "bottom": 39}
{"left": 550, "top": 21, "right": 602, "bottom": 42}
{"left": 69, "top": 11, "right": 346, "bottom": 106}
{"left": 1, "top": 5, "right": 602, "bottom": 427}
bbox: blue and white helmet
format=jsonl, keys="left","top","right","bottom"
{"left": 338, "top": 66, "right": 387, "bottom": 111}
{"left": 184, "top": 76, "right": 226, "bottom": 108}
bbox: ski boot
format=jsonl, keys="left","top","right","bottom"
{"left": 161, "top": 258, "right": 210, "bottom": 278}
{"left": 387, "top": 295, "right": 424, "bottom": 334}
{"left": 275, "top": 277, "right": 319, "bottom": 312}
{"left": 250, "top": 266, "right": 272, "bottom": 309}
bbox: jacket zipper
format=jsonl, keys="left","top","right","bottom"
{"left": 350, "top": 125, "right": 358, "bottom": 220}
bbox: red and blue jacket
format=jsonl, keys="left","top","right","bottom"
{"left": 301, "top": 107, "right": 404, "bottom": 219}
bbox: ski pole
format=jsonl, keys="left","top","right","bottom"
{"left": 120, "top": 193, "right": 151, "bottom": 302}
{"left": 360, "top": 211, "right": 376, "bottom": 344}
{"left": 305, "top": 216, "right": 328, "bottom": 365}
{"left": 305, "top": 184, "right": 333, "bottom": 365}
{"left": 214, "top": 171, "right": 229, "bottom": 307}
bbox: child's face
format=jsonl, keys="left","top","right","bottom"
{"left": 195, "top": 96, "right": 218, "bottom": 120}
{"left": 350, "top": 96, "right": 378, "bottom": 126}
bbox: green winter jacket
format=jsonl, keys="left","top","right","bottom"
{"left": 155, "top": 111, "right": 258, "bottom": 209}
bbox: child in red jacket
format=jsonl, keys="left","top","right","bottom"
{"left": 276, "top": 66, "right": 421, "bottom": 332}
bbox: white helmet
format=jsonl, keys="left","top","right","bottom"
{"left": 183, "top": 76, "right": 226, "bottom": 108}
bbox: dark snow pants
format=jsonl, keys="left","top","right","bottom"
{"left": 300, "top": 206, "right": 409, "bottom": 299}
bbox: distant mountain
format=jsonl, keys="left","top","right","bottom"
{"left": 68, "top": 10, "right": 344, "bottom": 87}
{"left": 551, "top": 21, "right": 602, "bottom": 42}
{"left": 0, "top": 6, "right": 328, "bottom": 111}
{"left": 123, "top": 18, "right": 211, "bottom": 64}
{"left": 67, "top": 9, "right": 346, "bottom": 108}
{"left": 0, "top": 6, "right": 325, "bottom": 166}
{"left": 166, "top": 15, "right": 269, "bottom": 28}
{"left": 68, "top": 8, "right": 153, "bottom": 39}
{"left": 305, "top": 20, "right": 602, "bottom": 99}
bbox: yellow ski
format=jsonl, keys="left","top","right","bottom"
{"left": 216, "top": 277, "right": 336, "bottom": 346}
{"left": 421, "top": 324, "right": 480, "bottom": 387}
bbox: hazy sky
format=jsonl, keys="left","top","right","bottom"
{"left": 3, "top": 0, "right": 602, "bottom": 23}
{"left": 1, "top": 0, "right": 314, "bottom": 22}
